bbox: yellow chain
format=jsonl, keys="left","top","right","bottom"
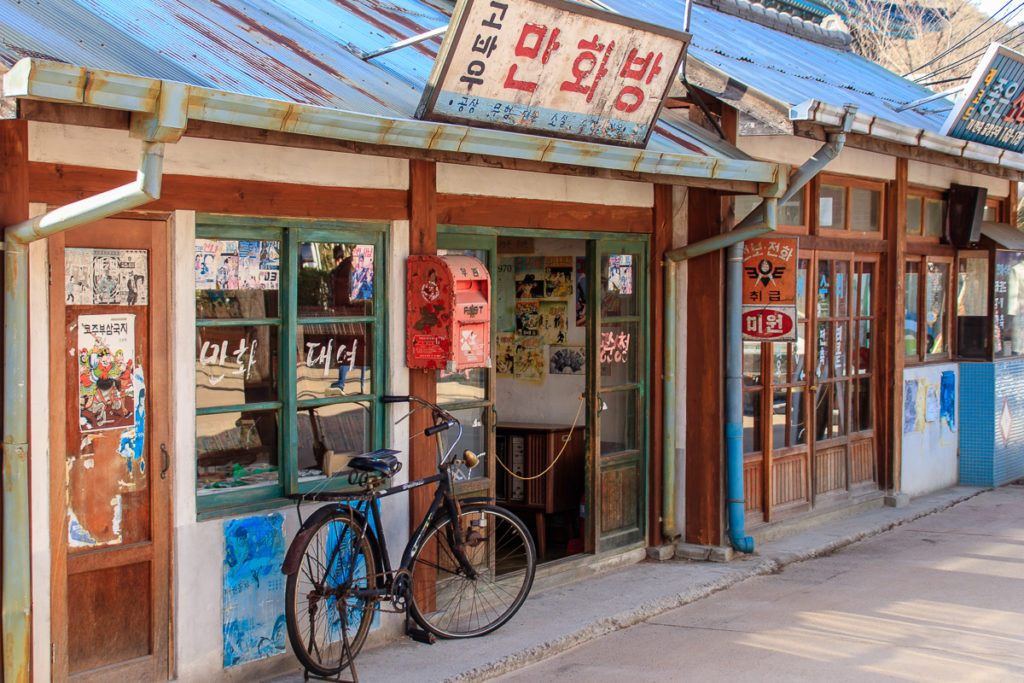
{"left": 493, "top": 394, "right": 585, "bottom": 481}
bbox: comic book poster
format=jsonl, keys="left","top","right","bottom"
{"left": 195, "top": 239, "right": 218, "bottom": 290}
{"left": 259, "top": 241, "right": 280, "bottom": 290}
{"left": 539, "top": 301, "right": 568, "bottom": 345}
{"left": 78, "top": 314, "right": 136, "bottom": 433}
{"left": 608, "top": 254, "right": 633, "bottom": 295}
{"left": 545, "top": 256, "right": 574, "bottom": 298}
{"left": 514, "top": 256, "right": 545, "bottom": 299}
{"left": 496, "top": 257, "right": 516, "bottom": 332}
{"left": 549, "top": 345, "right": 585, "bottom": 375}
{"left": 516, "top": 300, "right": 540, "bottom": 337}
{"left": 80, "top": 249, "right": 148, "bottom": 306}
{"left": 237, "top": 240, "right": 262, "bottom": 290}
{"left": 514, "top": 336, "right": 544, "bottom": 381}
{"left": 350, "top": 245, "right": 374, "bottom": 301}
{"left": 495, "top": 333, "right": 515, "bottom": 376}
{"left": 213, "top": 240, "right": 240, "bottom": 290}
{"left": 576, "top": 256, "right": 586, "bottom": 326}
{"left": 65, "top": 248, "right": 94, "bottom": 305}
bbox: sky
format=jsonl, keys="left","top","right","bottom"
{"left": 971, "top": 0, "right": 1023, "bottom": 23}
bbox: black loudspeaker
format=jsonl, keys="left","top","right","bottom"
{"left": 945, "top": 183, "right": 987, "bottom": 248}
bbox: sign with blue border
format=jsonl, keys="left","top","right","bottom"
{"left": 942, "top": 43, "right": 1024, "bottom": 152}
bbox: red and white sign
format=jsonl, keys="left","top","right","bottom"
{"left": 417, "top": 0, "right": 690, "bottom": 147}
{"left": 741, "top": 237, "right": 799, "bottom": 342}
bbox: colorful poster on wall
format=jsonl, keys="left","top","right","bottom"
{"left": 516, "top": 300, "right": 540, "bottom": 337}
{"left": 514, "top": 336, "right": 544, "bottom": 381}
{"left": 222, "top": 514, "right": 287, "bottom": 667}
{"left": 496, "top": 333, "right": 515, "bottom": 376}
{"left": 940, "top": 371, "right": 956, "bottom": 431}
{"left": 608, "top": 255, "right": 633, "bottom": 294}
{"left": 237, "top": 240, "right": 262, "bottom": 289}
{"left": 549, "top": 345, "right": 585, "bottom": 375}
{"left": 497, "top": 257, "right": 516, "bottom": 332}
{"left": 214, "top": 240, "right": 241, "bottom": 290}
{"left": 545, "top": 256, "right": 574, "bottom": 298}
{"left": 539, "top": 301, "right": 568, "bottom": 344}
{"left": 65, "top": 248, "right": 148, "bottom": 306}
{"left": 515, "top": 256, "right": 545, "bottom": 298}
{"left": 903, "top": 380, "right": 917, "bottom": 434}
{"left": 78, "top": 314, "right": 136, "bottom": 434}
{"left": 575, "top": 257, "right": 586, "bottom": 327}
{"left": 259, "top": 241, "right": 280, "bottom": 290}
{"left": 349, "top": 245, "right": 374, "bottom": 301}
{"left": 195, "top": 239, "right": 218, "bottom": 290}
{"left": 926, "top": 385, "right": 940, "bottom": 422}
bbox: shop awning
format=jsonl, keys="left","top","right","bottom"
{"left": 981, "top": 221, "right": 1024, "bottom": 250}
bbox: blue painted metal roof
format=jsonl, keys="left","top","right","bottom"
{"left": 0, "top": 0, "right": 744, "bottom": 160}
{"left": 603, "top": 0, "right": 951, "bottom": 132}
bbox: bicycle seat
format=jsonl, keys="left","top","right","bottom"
{"left": 348, "top": 448, "right": 402, "bottom": 476}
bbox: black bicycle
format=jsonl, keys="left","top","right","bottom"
{"left": 282, "top": 395, "right": 537, "bottom": 679}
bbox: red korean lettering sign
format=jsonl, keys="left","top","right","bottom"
{"left": 741, "top": 237, "right": 798, "bottom": 342}
{"left": 417, "top": 0, "right": 690, "bottom": 147}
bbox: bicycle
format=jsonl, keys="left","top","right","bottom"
{"left": 282, "top": 394, "right": 537, "bottom": 680}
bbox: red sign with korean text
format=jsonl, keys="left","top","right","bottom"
{"left": 741, "top": 237, "right": 798, "bottom": 342}
{"left": 417, "top": 0, "right": 690, "bottom": 147}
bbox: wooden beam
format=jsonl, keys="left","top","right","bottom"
{"left": 28, "top": 163, "right": 408, "bottom": 220}
{"left": 437, "top": 194, "right": 653, "bottom": 233}
{"left": 882, "top": 158, "right": 908, "bottom": 494}
{"left": 648, "top": 185, "right": 672, "bottom": 547}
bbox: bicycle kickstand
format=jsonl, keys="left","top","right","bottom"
{"left": 404, "top": 611, "right": 436, "bottom": 645}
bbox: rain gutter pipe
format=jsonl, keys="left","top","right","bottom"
{"left": 660, "top": 104, "right": 858, "bottom": 552}
{"left": 3, "top": 83, "right": 187, "bottom": 683}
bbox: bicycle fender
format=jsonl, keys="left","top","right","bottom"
{"left": 281, "top": 505, "right": 372, "bottom": 575}
{"left": 458, "top": 496, "right": 495, "bottom": 505}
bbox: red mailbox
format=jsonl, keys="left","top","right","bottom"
{"left": 407, "top": 255, "right": 491, "bottom": 370}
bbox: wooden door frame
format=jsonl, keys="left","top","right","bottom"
{"left": 47, "top": 217, "right": 173, "bottom": 681}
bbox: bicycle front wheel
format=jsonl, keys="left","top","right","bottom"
{"left": 409, "top": 504, "right": 536, "bottom": 638}
{"left": 285, "top": 510, "right": 377, "bottom": 677}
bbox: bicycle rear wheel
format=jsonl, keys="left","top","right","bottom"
{"left": 285, "top": 510, "right": 377, "bottom": 676}
{"left": 409, "top": 504, "right": 536, "bottom": 638}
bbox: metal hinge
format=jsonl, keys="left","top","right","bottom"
{"left": 51, "top": 642, "right": 55, "bottom": 664}
{"left": 48, "top": 262, "right": 52, "bottom": 287}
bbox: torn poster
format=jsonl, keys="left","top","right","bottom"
{"left": 65, "top": 247, "right": 148, "bottom": 306}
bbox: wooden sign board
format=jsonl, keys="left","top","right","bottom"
{"left": 741, "top": 237, "right": 798, "bottom": 342}
{"left": 417, "top": 0, "right": 690, "bottom": 147}
{"left": 942, "top": 43, "right": 1024, "bottom": 153}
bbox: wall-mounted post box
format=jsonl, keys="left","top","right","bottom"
{"left": 407, "top": 255, "right": 491, "bottom": 370}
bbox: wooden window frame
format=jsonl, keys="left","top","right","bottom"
{"left": 903, "top": 254, "right": 954, "bottom": 365}
{"left": 194, "top": 216, "right": 389, "bottom": 519}
{"left": 905, "top": 185, "right": 947, "bottom": 241}
{"left": 814, "top": 173, "right": 886, "bottom": 238}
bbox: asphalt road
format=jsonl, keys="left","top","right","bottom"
{"left": 495, "top": 484, "right": 1024, "bottom": 682}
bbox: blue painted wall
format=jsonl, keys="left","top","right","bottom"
{"left": 960, "top": 359, "right": 1024, "bottom": 486}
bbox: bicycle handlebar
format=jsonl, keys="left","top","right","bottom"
{"left": 424, "top": 421, "right": 455, "bottom": 436}
{"left": 382, "top": 394, "right": 463, "bottom": 468}
{"left": 381, "top": 395, "right": 411, "bottom": 403}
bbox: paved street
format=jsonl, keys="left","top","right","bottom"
{"left": 496, "top": 484, "right": 1024, "bottom": 682}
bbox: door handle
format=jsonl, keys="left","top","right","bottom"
{"left": 160, "top": 443, "right": 170, "bottom": 479}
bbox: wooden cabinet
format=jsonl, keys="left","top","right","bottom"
{"left": 495, "top": 423, "right": 585, "bottom": 558}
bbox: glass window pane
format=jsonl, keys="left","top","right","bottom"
{"left": 791, "top": 388, "right": 807, "bottom": 446}
{"left": 297, "top": 323, "right": 372, "bottom": 399}
{"left": 856, "top": 320, "right": 872, "bottom": 374}
{"left": 780, "top": 190, "right": 805, "bottom": 226}
{"left": 197, "top": 410, "right": 279, "bottom": 492}
{"left": 794, "top": 323, "right": 807, "bottom": 382}
{"left": 734, "top": 195, "right": 759, "bottom": 223}
{"left": 438, "top": 367, "right": 488, "bottom": 405}
{"left": 196, "top": 238, "right": 280, "bottom": 320}
{"left": 743, "top": 390, "right": 762, "bottom": 454}
{"left": 196, "top": 326, "right": 278, "bottom": 410}
{"left": 297, "top": 242, "right": 374, "bottom": 317}
{"left": 995, "top": 250, "right": 1024, "bottom": 357}
{"left": 600, "top": 321, "right": 639, "bottom": 386}
{"left": 816, "top": 260, "right": 832, "bottom": 318}
{"left": 906, "top": 196, "right": 922, "bottom": 236}
{"left": 983, "top": 204, "right": 998, "bottom": 222}
{"left": 834, "top": 321, "right": 847, "bottom": 378}
{"left": 816, "top": 321, "right": 830, "bottom": 379}
{"left": 771, "top": 389, "right": 787, "bottom": 449}
{"left": 926, "top": 262, "right": 950, "bottom": 355}
{"left": 924, "top": 199, "right": 946, "bottom": 238}
{"left": 743, "top": 341, "right": 762, "bottom": 386}
{"left": 600, "top": 389, "right": 638, "bottom": 454}
{"left": 814, "top": 384, "right": 832, "bottom": 440}
{"left": 819, "top": 185, "right": 846, "bottom": 230}
{"left": 855, "top": 377, "right": 872, "bottom": 432}
{"left": 858, "top": 262, "right": 874, "bottom": 317}
{"left": 797, "top": 259, "right": 810, "bottom": 319}
{"left": 771, "top": 343, "right": 788, "bottom": 384}
{"left": 296, "top": 402, "right": 370, "bottom": 476}
{"left": 904, "top": 261, "right": 920, "bottom": 357}
{"left": 832, "top": 382, "right": 847, "bottom": 436}
{"left": 835, "top": 261, "right": 849, "bottom": 318}
{"left": 850, "top": 187, "right": 880, "bottom": 232}
{"left": 602, "top": 254, "right": 639, "bottom": 317}
{"left": 957, "top": 254, "right": 989, "bottom": 358}
{"left": 448, "top": 406, "right": 488, "bottom": 483}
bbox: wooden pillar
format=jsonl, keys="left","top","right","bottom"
{"left": 881, "top": 157, "right": 908, "bottom": 493}
{"left": 685, "top": 188, "right": 724, "bottom": 546}
{"left": 648, "top": 184, "right": 672, "bottom": 547}
{"left": 408, "top": 160, "right": 438, "bottom": 527}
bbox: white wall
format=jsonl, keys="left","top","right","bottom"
{"left": 738, "top": 135, "right": 897, "bottom": 180}
{"left": 900, "top": 363, "right": 959, "bottom": 498}
{"left": 908, "top": 160, "right": 1010, "bottom": 197}
{"left": 437, "top": 163, "right": 653, "bottom": 206}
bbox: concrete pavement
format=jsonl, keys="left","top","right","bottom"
{"left": 267, "top": 485, "right": 990, "bottom": 683}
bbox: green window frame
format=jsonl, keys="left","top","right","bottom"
{"left": 194, "top": 216, "right": 388, "bottom": 518}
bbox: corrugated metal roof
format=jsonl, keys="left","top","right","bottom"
{"left": 604, "top": 0, "right": 951, "bottom": 132}
{"left": 0, "top": 0, "right": 753, "bottom": 163}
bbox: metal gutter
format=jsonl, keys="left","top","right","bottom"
{"left": 2, "top": 58, "right": 780, "bottom": 186}
{"left": 2, "top": 82, "right": 186, "bottom": 683}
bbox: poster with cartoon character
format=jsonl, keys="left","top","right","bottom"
{"left": 78, "top": 314, "right": 136, "bottom": 433}
{"left": 349, "top": 245, "right": 374, "bottom": 301}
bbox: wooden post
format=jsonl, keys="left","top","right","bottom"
{"left": 882, "top": 158, "right": 908, "bottom": 493}
{"left": 649, "top": 185, "right": 672, "bottom": 547}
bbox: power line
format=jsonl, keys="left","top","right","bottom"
{"left": 904, "top": 0, "right": 1023, "bottom": 78}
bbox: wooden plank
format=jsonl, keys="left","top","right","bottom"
{"left": 648, "top": 185, "right": 671, "bottom": 546}
{"left": 28, "top": 163, "right": 409, "bottom": 220}
{"left": 685, "top": 188, "right": 724, "bottom": 546}
{"left": 437, "top": 194, "right": 652, "bottom": 233}
{"left": 882, "top": 158, "right": 908, "bottom": 493}
{"left": 904, "top": 241, "right": 956, "bottom": 257}
{"left": 797, "top": 235, "right": 888, "bottom": 253}
{"left": 67, "top": 542, "right": 153, "bottom": 575}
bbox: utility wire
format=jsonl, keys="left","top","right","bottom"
{"left": 904, "top": 0, "right": 1022, "bottom": 78}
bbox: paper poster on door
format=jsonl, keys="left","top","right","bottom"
{"left": 65, "top": 248, "right": 148, "bottom": 306}
{"left": 78, "top": 314, "right": 136, "bottom": 433}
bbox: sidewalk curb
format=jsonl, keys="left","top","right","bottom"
{"left": 446, "top": 487, "right": 988, "bottom": 682}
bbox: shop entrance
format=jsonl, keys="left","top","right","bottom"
{"left": 47, "top": 218, "right": 172, "bottom": 680}
{"left": 438, "top": 232, "right": 648, "bottom": 562}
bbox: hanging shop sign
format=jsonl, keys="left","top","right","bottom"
{"left": 942, "top": 43, "right": 1024, "bottom": 153}
{"left": 417, "top": 0, "right": 690, "bottom": 147}
{"left": 741, "top": 237, "right": 798, "bottom": 342}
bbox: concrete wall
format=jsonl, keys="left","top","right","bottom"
{"left": 437, "top": 163, "right": 653, "bottom": 205}
{"left": 900, "top": 363, "right": 959, "bottom": 498}
{"left": 908, "top": 160, "right": 1010, "bottom": 197}
{"left": 737, "top": 135, "right": 896, "bottom": 180}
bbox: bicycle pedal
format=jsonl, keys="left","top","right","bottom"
{"left": 406, "top": 626, "right": 436, "bottom": 645}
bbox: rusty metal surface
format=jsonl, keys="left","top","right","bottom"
{"left": 0, "top": 0, "right": 748, "bottom": 160}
